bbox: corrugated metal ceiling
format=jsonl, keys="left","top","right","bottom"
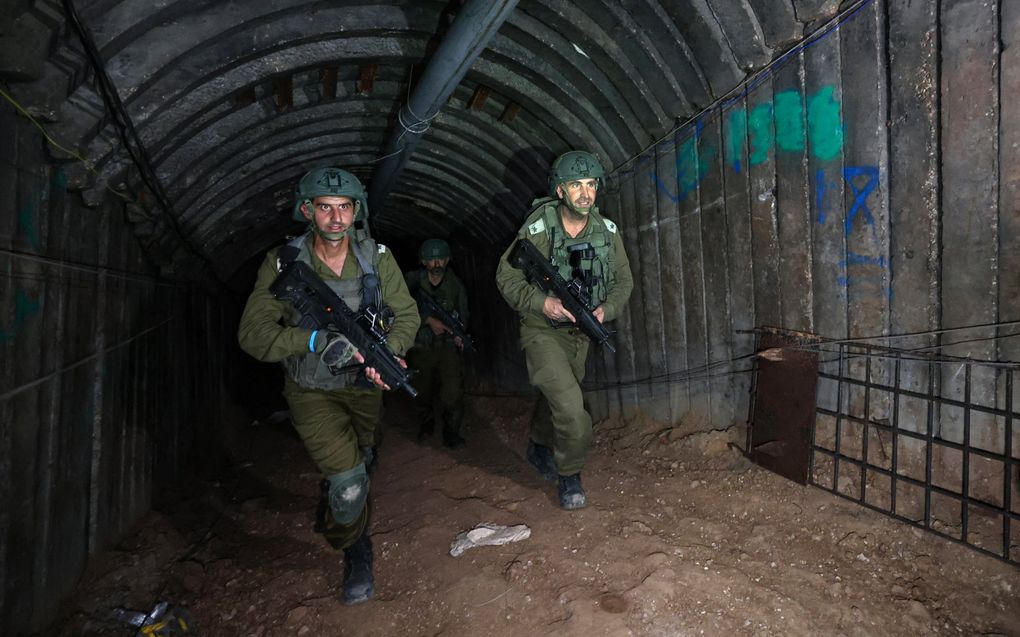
{"left": 4, "top": 0, "right": 840, "bottom": 279}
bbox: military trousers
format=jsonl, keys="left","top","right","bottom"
{"left": 522, "top": 326, "right": 591, "bottom": 476}
{"left": 407, "top": 344, "right": 464, "bottom": 422}
{"left": 283, "top": 378, "right": 382, "bottom": 549}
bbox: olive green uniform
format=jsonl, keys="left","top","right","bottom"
{"left": 404, "top": 269, "right": 469, "bottom": 436}
{"left": 238, "top": 234, "right": 419, "bottom": 548}
{"left": 495, "top": 200, "right": 633, "bottom": 475}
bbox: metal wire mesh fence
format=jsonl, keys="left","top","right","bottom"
{"left": 810, "top": 343, "right": 1019, "bottom": 565}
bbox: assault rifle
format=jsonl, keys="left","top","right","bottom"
{"left": 269, "top": 260, "right": 418, "bottom": 397}
{"left": 415, "top": 289, "right": 475, "bottom": 352}
{"left": 506, "top": 237, "right": 616, "bottom": 353}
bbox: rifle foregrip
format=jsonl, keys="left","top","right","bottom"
{"left": 361, "top": 345, "right": 418, "bottom": 397}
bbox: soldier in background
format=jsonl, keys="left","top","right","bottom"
{"left": 404, "top": 238, "right": 470, "bottom": 448}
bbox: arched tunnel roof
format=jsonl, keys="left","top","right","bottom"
{"left": 3, "top": 0, "right": 837, "bottom": 281}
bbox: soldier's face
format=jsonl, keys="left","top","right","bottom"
{"left": 304, "top": 196, "right": 356, "bottom": 237}
{"left": 557, "top": 178, "right": 598, "bottom": 214}
{"left": 424, "top": 257, "right": 449, "bottom": 275}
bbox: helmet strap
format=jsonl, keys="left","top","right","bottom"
{"left": 300, "top": 197, "right": 356, "bottom": 242}
{"left": 557, "top": 184, "right": 593, "bottom": 217}
{"left": 310, "top": 220, "right": 347, "bottom": 242}
{"left": 564, "top": 199, "right": 592, "bottom": 216}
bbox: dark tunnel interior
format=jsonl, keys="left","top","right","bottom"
{"left": 4, "top": 0, "right": 803, "bottom": 277}
{"left": 8, "top": 0, "right": 816, "bottom": 423}
{"left": 3, "top": 0, "right": 1020, "bottom": 633}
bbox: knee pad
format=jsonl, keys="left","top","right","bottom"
{"left": 326, "top": 464, "right": 369, "bottom": 525}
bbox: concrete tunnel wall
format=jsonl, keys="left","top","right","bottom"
{"left": 2, "top": 0, "right": 1019, "bottom": 633}
{"left": 477, "top": 0, "right": 1019, "bottom": 436}
{"left": 0, "top": 107, "right": 246, "bottom": 629}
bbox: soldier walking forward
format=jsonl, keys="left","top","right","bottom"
{"left": 495, "top": 151, "right": 633, "bottom": 510}
{"left": 238, "top": 167, "right": 419, "bottom": 603}
{"left": 404, "top": 238, "right": 470, "bottom": 448}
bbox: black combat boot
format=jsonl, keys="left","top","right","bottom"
{"left": 441, "top": 408, "right": 466, "bottom": 449}
{"left": 526, "top": 441, "right": 558, "bottom": 481}
{"left": 417, "top": 416, "right": 435, "bottom": 444}
{"left": 558, "top": 473, "right": 587, "bottom": 510}
{"left": 342, "top": 533, "right": 375, "bottom": 604}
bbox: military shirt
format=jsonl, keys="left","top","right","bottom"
{"left": 238, "top": 236, "right": 419, "bottom": 363}
{"left": 495, "top": 200, "right": 634, "bottom": 332}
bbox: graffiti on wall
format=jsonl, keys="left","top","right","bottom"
{"left": 0, "top": 289, "right": 41, "bottom": 341}
{"left": 653, "top": 121, "right": 717, "bottom": 204}
{"left": 816, "top": 165, "right": 890, "bottom": 297}
{"left": 2, "top": 171, "right": 61, "bottom": 341}
{"left": 653, "top": 86, "right": 844, "bottom": 202}
{"left": 725, "top": 86, "right": 843, "bottom": 172}
{"left": 17, "top": 193, "right": 40, "bottom": 251}
{"left": 647, "top": 84, "right": 889, "bottom": 298}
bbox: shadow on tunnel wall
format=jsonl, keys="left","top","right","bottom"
{"left": 224, "top": 251, "right": 290, "bottom": 427}
{"left": 455, "top": 146, "right": 554, "bottom": 398}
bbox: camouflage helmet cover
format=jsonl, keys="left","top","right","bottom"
{"left": 419, "top": 238, "right": 451, "bottom": 260}
{"left": 292, "top": 167, "right": 369, "bottom": 222}
{"left": 548, "top": 150, "right": 605, "bottom": 197}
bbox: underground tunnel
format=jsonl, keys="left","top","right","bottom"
{"left": 1, "top": 0, "right": 1019, "bottom": 634}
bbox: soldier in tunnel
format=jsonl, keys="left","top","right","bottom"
{"left": 404, "top": 238, "right": 470, "bottom": 448}
{"left": 237, "top": 167, "right": 419, "bottom": 604}
{"left": 495, "top": 150, "right": 634, "bottom": 510}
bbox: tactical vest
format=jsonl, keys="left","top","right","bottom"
{"left": 277, "top": 232, "right": 385, "bottom": 390}
{"left": 524, "top": 198, "right": 617, "bottom": 309}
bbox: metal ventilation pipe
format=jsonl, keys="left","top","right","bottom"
{"left": 367, "top": 0, "right": 518, "bottom": 214}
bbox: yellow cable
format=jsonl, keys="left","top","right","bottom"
{"left": 0, "top": 84, "right": 133, "bottom": 202}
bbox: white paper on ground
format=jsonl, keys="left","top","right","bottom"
{"left": 449, "top": 523, "right": 532, "bottom": 557}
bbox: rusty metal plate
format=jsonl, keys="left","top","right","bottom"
{"left": 748, "top": 329, "right": 819, "bottom": 484}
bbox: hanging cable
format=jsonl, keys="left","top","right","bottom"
{"left": 0, "top": 316, "right": 178, "bottom": 403}
{"left": 738, "top": 319, "right": 1020, "bottom": 347}
{"left": 61, "top": 0, "right": 212, "bottom": 271}
{"left": 0, "top": 247, "right": 183, "bottom": 287}
{"left": 745, "top": 321, "right": 1020, "bottom": 367}
{"left": 0, "top": 85, "right": 132, "bottom": 202}
{"left": 577, "top": 320, "right": 1020, "bottom": 393}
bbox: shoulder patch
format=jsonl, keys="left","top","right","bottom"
{"left": 377, "top": 244, "right": 388, "bottom": 254}
{"left": 527, "top": 218, "right": 546, "bottom": 235}
{"left": 602, "top": 218, "right": 618, "bottom": 233}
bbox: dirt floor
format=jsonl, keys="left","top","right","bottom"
{"left": 51, "top": 393, "right": 1020, "bottom": 636}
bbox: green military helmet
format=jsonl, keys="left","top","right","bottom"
{"left": 292, "top": 166, "right": 369, "bottom": 222}
{"left": 419, "top": 238, "right": 451, "bottom": 261}
{"left": 548, "top": 150, "right": 605, "bottom": 197}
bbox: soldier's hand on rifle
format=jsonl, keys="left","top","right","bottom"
{"left": 425, "top": 316, "right": 452, "bottom": 336}
{"left": 592, "top": 306, "right": 605, "bottom": 324}
{"left": 362, "top": 356, "right": 408, "bottom": 390}
{"left": 543, "top": 296, "right": 576, "bottom": 323}
{"left": 453, "top": 336, "right": 464, "bottom": 350}
{"left": 314, "top": 331, "right": 358, "bottom": 370}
